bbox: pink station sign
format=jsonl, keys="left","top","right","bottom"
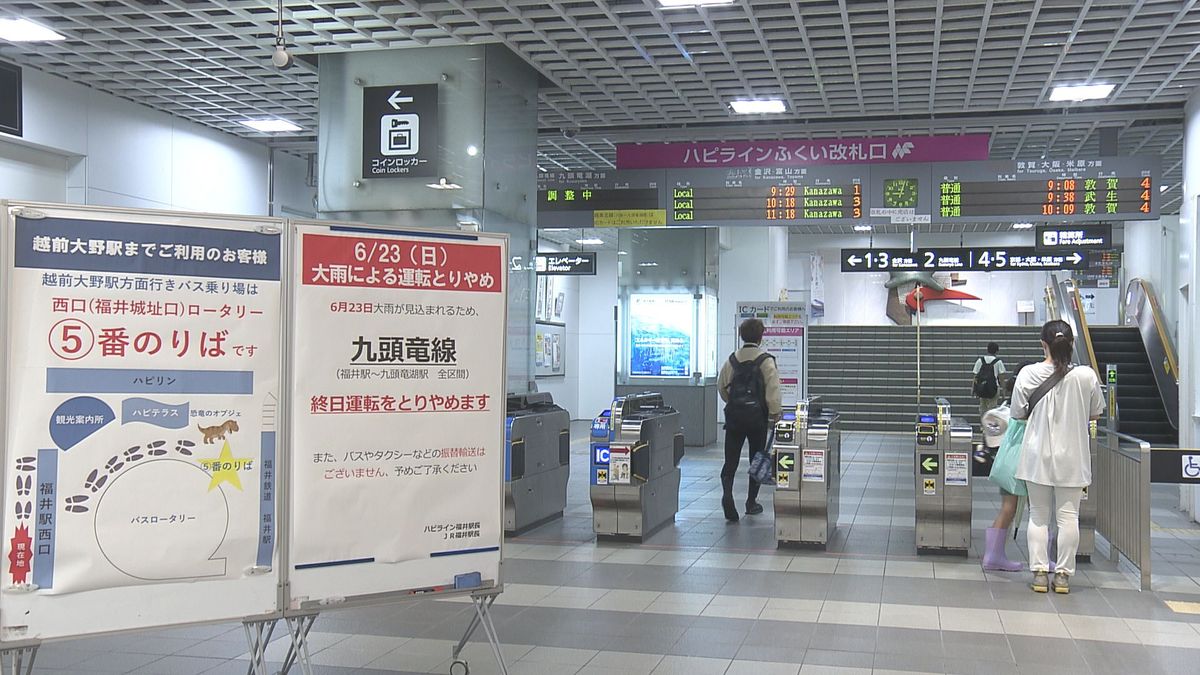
{"left": 616, "top": 134, "right": 991, "bottom": 170}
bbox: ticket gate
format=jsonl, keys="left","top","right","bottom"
{"left": 589, "top": 393, "right": 685, "bottom": 540}
{"left": 915, "top": 398, "right": 973, "bottom": 555}
{"left": 1076, "top": 420, "right": 1099, "bottom": 561}
{"left": 504, "top": 392, "right": 571, "bottom": 535}
{"left": 774, "top": 398, "right": 841, "bottom": 548}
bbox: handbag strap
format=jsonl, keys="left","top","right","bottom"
{"left": 1020, "top": 368, "right": 1068, "bottom": 418}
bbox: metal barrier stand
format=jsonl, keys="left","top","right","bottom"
{"left": 915, "top": 398, "right": 973, "bottom": 556}
{"left": 774, "top": 397, "right": 841, "bottom": 548}
{"left": 1095, "top": 424, "right": 1153, "bottom": 591}
{"left": 0, "top": 644, "right": 37, "bottom": 675}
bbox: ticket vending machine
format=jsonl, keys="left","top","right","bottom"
{"left": 504, "top": 392, "right": 571, "bottom": 535}
{"left": 915, "top": 398, "right": 973, "bottom": 555}
{"left": 589, "top": 393, "right": 685, "bottom": 540}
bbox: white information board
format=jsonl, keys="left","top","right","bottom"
{"left": 735, "top": 302, "right": 808, "bottom": 400}
{"left": 288, "top": 222, "right": 506, "bottom": 608}
{"left": 0, "top": 203, "right": 282, "bottom": 641}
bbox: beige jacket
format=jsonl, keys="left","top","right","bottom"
{"left": 718, "top": 344, "right": 783, "bottom": 420}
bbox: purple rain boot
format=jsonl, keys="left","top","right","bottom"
{"left": 982, "top": 527, "right": 1024, "bottom": 572}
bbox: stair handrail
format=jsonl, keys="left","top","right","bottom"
{"left": 1124, "top": 278, "right": 1179, "bottom": 429}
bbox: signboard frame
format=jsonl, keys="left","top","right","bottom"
{"left": 361, "top": 83, "right": 439, "bottom": 180}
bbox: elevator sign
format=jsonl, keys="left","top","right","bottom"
{"left": 362, "top": 84, "right": 438, "bottom": 179}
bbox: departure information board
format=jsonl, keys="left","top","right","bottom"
{"left": 537, "top": 170, "right": 666, "bottom": 228}
{"left": 666, "top": 166, "right": 865, "bottom": 226}
{"left": 933, "top": 158, "right": 1159, "bottom": 222}
{"left": 840, "top": 247, "right": 1090, "bottom": 273}
{"left": 536, "top": 157, "right": 1160, "bottom": 228}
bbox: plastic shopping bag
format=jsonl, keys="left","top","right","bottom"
{"left": 988, "top": 418, "right": 1028, "bottom": 497}
{"left": 749, "top": 429, "right": 776, "bottom": 485}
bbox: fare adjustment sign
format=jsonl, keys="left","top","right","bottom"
{"left": 362, "top": 84, "right": 438, "bottom": 179}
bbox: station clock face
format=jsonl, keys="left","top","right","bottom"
{"left": 884, "top": 178, "right": 919, "bottom": 208}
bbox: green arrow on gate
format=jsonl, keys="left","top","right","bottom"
{"left": 778, "top": 454, "right": 795, "bottom": 470}
{"left": 921, "top": 456, "right": 938, "bottom": 473}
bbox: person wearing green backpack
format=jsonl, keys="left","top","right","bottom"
{"left": 982, "top": 363, "right": 1029, "bottom": 572}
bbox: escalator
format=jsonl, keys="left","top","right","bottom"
{"left": 1047, "top": 276, "right": 1179, "bottom": 448}
{"left": 1089, "top": 326, "right": 1177, "bottom": 446}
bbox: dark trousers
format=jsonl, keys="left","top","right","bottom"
{"left": 722, "top": 419, "right": 766, "bottom": 505}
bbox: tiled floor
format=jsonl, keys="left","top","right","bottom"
{"left": 30, "top": 426, "right": 1200, "bottom": 674}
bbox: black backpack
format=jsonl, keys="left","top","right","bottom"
{"left": 973, "top": 357, "right": 999, "bottom": 399}
{"left": 725, "top": 353, "right": 772, "bottom": 426}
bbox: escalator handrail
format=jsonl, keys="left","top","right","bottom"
{"left": 1070, "top": 284, "right": 1100, "bottom": 375}
{"left": 1124, "top": 278, "right": 1179, "bottom": 430}
{"left": 1126, "top": 278, "right": 1178, "bottom": 380}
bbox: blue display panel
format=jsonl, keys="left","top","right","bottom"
{"left": 629, "top": 293, "right": 693, "bottom": 378}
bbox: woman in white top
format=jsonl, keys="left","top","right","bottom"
{"left": 1010, "top": 320, "right": 1104, "bottom": 594}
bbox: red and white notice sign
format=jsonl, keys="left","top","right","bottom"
{"left": 289, "top": 224, "right": 507, "bottom": 604}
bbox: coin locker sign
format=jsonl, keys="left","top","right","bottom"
{"left": 290, "top": 224, "right": 505, "bottom": 585}
{"left": 362, "top": 84, "right": 438, "bottom": 179}
{"left": 3, "top": 210, "right": 281, "bottom": 595}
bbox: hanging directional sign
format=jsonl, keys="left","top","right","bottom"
{"left": 535, "top": 252, "right": 597, "bottom": 275}
{"left": 362, "top": 83, "right": 439, "bottom": 179}
{"left": 840, "top": 247, "right": 1088, "bottom": 273}
{"left": 1035, "top": 224, "right": 1112, "bottom": 251}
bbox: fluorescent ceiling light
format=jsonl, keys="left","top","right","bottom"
{"left": 659, "top": 0, "right": 734, "bottom": 7}
{"left": 638, "top": 261, "right": 660, "bottom": 267}
{"left": 730, "top": 99, "right": 786, "bottom": 114}
{"left": 575, "top": 238, "right": 605, "bottom": 245}
{"left": 542, "top": 228, "right": 570, "bottom": 232}
{"left": 618, "top": 250, "right": 629, "bottom": 255}
{"left": 1049, "top": 84, "right": 1114, "bottom": 102}
{"left": 1160, "top": 185, "right": 1169, "bottom": 193}
{"left": 238, "top": 119, "right": 302, "bottom": 133}
{"left": 0, "top": 18, "right": 65, "bottom": 42}
{"left": 466, "top": 145, "right": 479, "bottom": 157}
{"left": 425, "top": 178, "right": 462, "bottom": 190}
{"left": 1012, "top": 222, "right": 1034, "bottom": 230}
{"left": 853, "top": 225, "right": 872, "bottom": 232}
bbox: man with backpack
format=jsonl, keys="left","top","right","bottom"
{"left": 973, "top": 342, "right": 1007, "bottom": 423}
{"left": 717, "top": 318, "right": 782, "bottom": 522}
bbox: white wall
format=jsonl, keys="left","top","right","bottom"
{"left": 575, "top": 251, "right": 619, "bottom": 418}
{"left": 0, "top": 67, "right": 313, "bottom": 217}
{"left": 0, "top": 140, "right": 67, "bottom": 202}
{"left": 1125, "top": 216, "right": 1180, "bottom": 337}
{"left": 1179, "top": 88, "right": 1200, "bottom": 521}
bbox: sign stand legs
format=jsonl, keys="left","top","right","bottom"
{"left": 0, "top": 646, "right": 37, "bottom": 675}
{"left": 280, "top": 614, "right": 318, "bottom": 675}
{"left": 450, "top": 591, "right": 508, "bottom": 675}
{"left": 243, "top": 619, "right": 278, "bottom": 675}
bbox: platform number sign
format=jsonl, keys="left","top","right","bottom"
{"left": 362, "top": 84, "right": 438, "bottom": 179}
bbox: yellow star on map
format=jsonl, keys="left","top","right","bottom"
{"left": 205, "top": 440, "right": 245, "bottom": 492}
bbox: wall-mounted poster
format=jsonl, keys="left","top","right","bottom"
{"left": 629, "top": 294, "right": 693, "bottom": 378}
{"left": 534, "top": 322, "right": 566, "bottom": 377}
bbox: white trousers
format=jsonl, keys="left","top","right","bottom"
{"left": 1026, "top": 481, "right": 1084, "bottom": 576}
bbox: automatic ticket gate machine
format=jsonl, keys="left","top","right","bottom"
{"left": 915, "top": 398, "right": 974, "bottom": 555}
{"left": 774, "top": 398, "right": 842, "bottom": 548}
{"left": 589, "top": 393, "right": 685, "bottom": 540}
{"left": 504, "top": 392, "right": 571, "bottom": 535}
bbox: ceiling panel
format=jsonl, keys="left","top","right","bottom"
{"left": 0, "top": 0, "right": 1192, "bottom": 213}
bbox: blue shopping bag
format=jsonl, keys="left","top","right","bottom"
{"left": 988, "top": 418, "right": 1028, "bottom": 497}
{"left": 749, "top": 429, "right": 776, "bottom": 485}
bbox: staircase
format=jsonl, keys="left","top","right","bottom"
{"left": 808, "top": 325, "right": 1045, "bottom": 434}
{"left": 1089, "top": 326, "right": 1178, "bottom": 446}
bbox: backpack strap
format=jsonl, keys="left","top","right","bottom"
{"left": 729, "top": 353, "right": 740, "bottom": 369}
{"left": 1018, "top": 368, "right": 1068, "bottom": 419}
{"left": 751, "top": 353, "right": 773, "bottom": 367}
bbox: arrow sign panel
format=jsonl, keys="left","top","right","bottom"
{"left": 778, "top": 452, "right": 796, "bottom": 471}
{"left": 920, "top": 454, "right": 939, "bottom": 475}
{"left": 840, "top": 247, "right": 1091, "bottom": 273}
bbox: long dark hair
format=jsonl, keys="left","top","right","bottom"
{"left": 1041, "top": 319, "right": 1074, "bottom": 375}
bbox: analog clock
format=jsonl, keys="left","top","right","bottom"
{"left": 884, "top": 178, "right": 919, "bottom": 208}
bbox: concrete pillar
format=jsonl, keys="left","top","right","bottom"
{"left": 316, "top": 44, "right": 539, "bottom": 392}
{"left": 1180, "top": 88, "right": 1199, "bottom": 520}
